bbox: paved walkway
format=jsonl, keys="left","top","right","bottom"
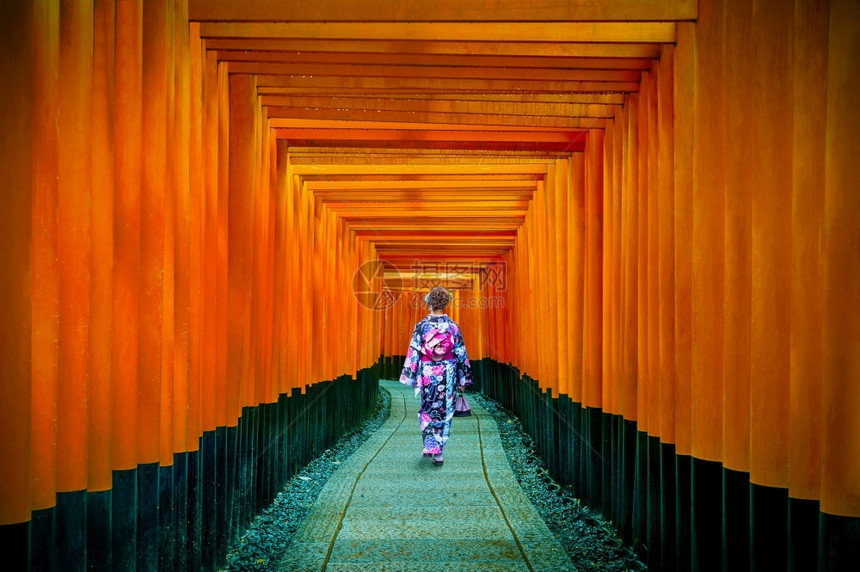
{"left": 278, "top": 380, "right": 576, "bottom": 571}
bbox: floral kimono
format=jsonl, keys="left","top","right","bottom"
{"left": 399, "top": 314, "right": 473, "bottom": 455}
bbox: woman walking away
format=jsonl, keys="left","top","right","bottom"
{"left": 399, "top": 286, "right": 472, "bottom": 466}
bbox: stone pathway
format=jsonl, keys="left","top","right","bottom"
{"left": 278, "top": 380, "right": 576, "bottom": 571}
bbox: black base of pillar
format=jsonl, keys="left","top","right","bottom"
{"left": 56, "top": 490, "right": 87, "bottom": 571}
{"left": 722, "top": 467, "right": 750, "bottom": 570}
{"left": 659, "top": 442, "right": 677, "bottom": 571}
{"left": 691, "top": 457, "right": 722, "bottom": 571}
{"left": 3, "top": 519, "right": 31, "bottom": 571}
{"left": 788, "top": 497, "right": 818, "bottom": 571}
{"left": 819, "top": 512, "right": 860, "bottom": 571}
{"left": 675, "top": 454, "right": 692, "bottom": 571}
{"left": 86, "top": 490, "right": 112, "bottom": 570}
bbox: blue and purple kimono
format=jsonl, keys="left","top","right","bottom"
{"left": 399, "top": 313, "right": 473, "bottom": 455}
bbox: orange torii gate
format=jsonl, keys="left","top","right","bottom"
{"left": 1, "top": 0, "right": 858, "bottom": 570}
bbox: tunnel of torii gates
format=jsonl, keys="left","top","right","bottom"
{"left": 0, "top": 0, "right": 858, "bottom": 570}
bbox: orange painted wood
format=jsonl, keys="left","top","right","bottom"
{"left": 56, "top": 0, "right": 93, "bottom": 491}
{"left": 88, "top": 0, "right": 115, "bottom": 488}
{"left": 636, "top": 76, "right": 650, "bottom": 434}
{"left": 272, "top": 141, "right": 289, "bottom": 394}
{"left": 672, "top": 22, "right": 694, "bottom": 457}
{"left": 788, "top": 0, "right": 827, "bottom": 502}
{"left": 266, "top": 106, "right": 605, "bottom": 130}
{"left": 30, "top": 0, "right": 60, "bottom": 512}
{"left": 199, "top": 22, "right": 677, "bottom": 44}
{"left": 228, "top": 74, "right": 256, "bottom": 420}
{"left": 721, "top": 0, "right": 752, "bottom": 473}
{"left": 171, "top": 0, "right": 192, "bottom": 455}
{"left": 821, "top": 0, "right": 860, "bottom": 519}
{"left": 215, "top": 61, "right": 230, "bottom": 420}
{"left": 620, "top": 93, "right": 639, "bottom": 423}
{"left": 584, "top": 131, "right": 604, "bottom": 410}
{"left": 0, "top": 0, "right": 36, "bottom": 525}
{"left": 159, "top": 1, "right": 178, "bottom": 466}
{"left": 257, "top": 74, "right": 639, "bottom": 96}
{"left": 10, "top": 0, "right": 860, "bottom": 524}
{"left": 190, "top": 0, "right": 697, "bottom": 23}
{"left": 111, "top": 0, "right": 143, "bottom": 471}
{"left": 198, "top": 48, "right": 218, "bottom": 433}
{"left": 229, "top": 52, "right": 651, "bottom": 72}
{"left": 554, "top": 159, "right": 570, "bottom": 397}
{"left": 206, "top": 38, "right": 662, "bottom": 60}
{"left": 138, "top": 0, "right": 168, "bottom": 465}
{"left": 231, "top": 61, "right": 641, "bottom": 84}
{"left": 601, "top": 119, "right": 616, "bottom": 415}
{"left": 748, "top": 0, "right": 792, "bottom": 490}
{"left": 186, "top": 22, "right": 204, "bottom": 451}
{"left": 656, "top": 47, "right": 676, "bottom": 444}
{"left": 645, "top": 69, "right": 660, "bottom": 438}
{"left": 568, "top": 156, "right": 586, "bottom": 402}
{"left": 690, "top": 0, "right": 726, "bottom": 463}
{"left": 544, "top": 163, "right": 559, "bottom": 394}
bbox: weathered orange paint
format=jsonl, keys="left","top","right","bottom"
{"left": 5, "top": 0, "right": 860, "bottom": 529}
{"left": 88, "top": 0, "right": 115, "bottom": 489}
{"left": 583, "top": 132, "right": 603, "bottom": 411}
{"left": 672, "top": 21, "right": 694, "bottom": 457}
{"left": 30, "top": 0, "right": 60, "bottom": 511}
{"left": 56, "top": 0, "right": 93, "bottom": 491}
{"left": 748, "top": 0, "right": 793, "bottom": 490}
{"left": 656, "top": 46, "right": 675, "bottom": 444}
{"left": 690, "top": 0, "right": 725, "bottom": 463}
{"left": 138, "top": 0, "right": 168, "bottom": 465}
{"left": 821, "top": 0, "right": 860, "bottom": 519}
{"left": 111, "top": 0, "right": 142, "bottom": 472}
{"left": 0, "top": 0, "right": 36, "bottom": 526}
{"left": 788, "top": 0, "right": 827, "bottom": 502}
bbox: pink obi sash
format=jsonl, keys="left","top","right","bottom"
{"left": 419, "top": 352, "right": 455, "bottom": 362}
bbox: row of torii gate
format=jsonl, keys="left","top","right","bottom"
{"left": 1, "top": 0, "right": 858, "bottom": 570}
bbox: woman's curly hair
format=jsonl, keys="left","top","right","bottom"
{"left": 425, "top": 286, "right": 452, "bottom": 311}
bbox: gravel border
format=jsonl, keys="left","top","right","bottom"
{"left": 221, "top": 387, "right": 392, "bottom": 571}
{"left": 469, "top": 392, "right": 646, "bottom": 571}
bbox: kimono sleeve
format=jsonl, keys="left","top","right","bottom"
{"left": 399, "top": 321, "right": 423, "bottom": 388}
{"left": 453, "top": 325, "right": 473, "bottom": 387}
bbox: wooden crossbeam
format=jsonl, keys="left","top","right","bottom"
{"left": 204, "top": 38, "right": 661, "bottom": 59}
{"left": 323, "top": 201, "right": 531, "bottom": 212}
{"left": 312, "top": 190, "right": 536, "bottom": 199}
{"left": 265, "top": 106, "right": 613, "bottom": 127}
{"left": 190, "top": 0, "right": 696, "bottom": 23}
{"left": 261, "top": 96, "right": 617, "bottom": 118}
{"left": 228, "top": 62, "right": 642, "bottom": 83}
{"left": 260, "top": 90, "right": 627, "bottom": 105}
{"left": 276, "top": 128, "right": 595, "bottom": 146}
{"left": 304, "top": 180, "right": 539, "bottom": 189}
{"left": 254, "top": 74, "right": 639, "bottom": 94}
{"left": 216, "top": 51, "right": 653, "bottom": 71}
{"left": 349, "top": 221, "right": 521, "bottom": 231}
{"left": 291, "top": 163, "right": 549, "bottom": 176}
{"left": 199, "top": 22, "right": 676, "bottom": 44}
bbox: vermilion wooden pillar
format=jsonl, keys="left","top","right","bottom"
{"left": 787, "top": 1, "right": 827, "bottom": 569}
{"left": 30, "top": 0, "right": 61, "bottom": 535}
{"left": 821, "top": 1, "right": 860, "bottom": 568}
{"left": 0, "top": 7, "right": 36, "bottom": 569}
{"left": 673, "top": 21, "right": 695, "bottom": 572}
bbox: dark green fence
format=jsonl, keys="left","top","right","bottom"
{"left": 471, "top": 358, "right": 857, "bottom": 572}
{"left": 25, "top": 362, "right": 381, "bottom": 571}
